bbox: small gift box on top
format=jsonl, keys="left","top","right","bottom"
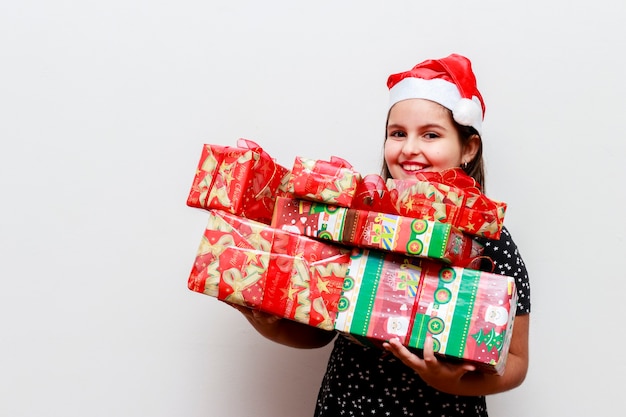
{"left": 288, "top": 156, "right": 362, "bottom": 207}
{"left": 186, "top": 139, "right": 291, "bottom": 224}
{"left": 386, "top": 168, "right": 507, "bottom": 239}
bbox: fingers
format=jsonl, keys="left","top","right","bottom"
{"left": 226, "top": 303, "right": 280, "bottom": 325}
{"left": 383, "top": 337, "right": 427, "bottom": 371}
{"left": 383, "top": 335, "right": 445, "bottom": 374}
{"left": 422, "top": 333, "right": 437, "bottom": 363}
{"left": 251, "top": 309, "right": 280, "bottom": 325}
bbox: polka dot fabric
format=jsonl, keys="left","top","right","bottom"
{"left": 314, "top": 227, "right": 530, "bottom": 417}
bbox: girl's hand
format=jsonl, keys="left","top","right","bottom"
{"left": 383, "top": 334, "right": 476, "bottom": 392}
{"left": 227, "top": 302, "right": 337, "bottom": 349}
{"left": 229, "top": 303, "right": 281, "bottom": 327}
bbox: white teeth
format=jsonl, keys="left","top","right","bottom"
{"left": 403, "top": 165, "right": 423, "bottom": 171}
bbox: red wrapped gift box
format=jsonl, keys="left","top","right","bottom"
{"left": 288, "top": 156, "right": 362, "bottom": 207}
{"left": 271, "top": 197, "right": 483, "bottom": 266}
{"left": 334, "top": 250, "right": 517, "bottom": 374}
{"left": 334, "top": 250, "right": 423, "bottom": 349}
{"left": 186, "top": 139, "right": 291, "bottom": 224}
{"left": 407, "top": 262, "right": 517, "bottom": 374}
{"left": 188, "top": 209, "right": 351, "bottom": 330}
{"left": 384, "top": 168, "right": 507, "bottom": 239}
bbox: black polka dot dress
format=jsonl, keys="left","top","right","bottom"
{"left": 314, "top": 227, "right": 531, "bottom": 417}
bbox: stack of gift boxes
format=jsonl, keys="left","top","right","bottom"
{"left": 186, "top": 139, "right": 516, "bottom": 375}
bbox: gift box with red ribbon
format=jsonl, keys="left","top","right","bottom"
{"left": 188, "top": 209, "right": 351, "bottom": 330}
{"left": 289, "top": 160, "right": 507, "bottom": 239}
{"left": 287, "top": 156, "right": 362, "bottom": 207}
{"left": 271, "top": 197, "right": 483, "bottom": 266}
{"left": 334, "top": 250, "right": 517, "bottom": 374}
{"left": 383, "top": 169, "right": 507, "bottom": 239}
{"left": 186, "top": 139, "right": 291, "bottom": 224}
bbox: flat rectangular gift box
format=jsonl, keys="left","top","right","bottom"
{"left": 187, "top": 209, "right": 352, "bottom": 330}
{"left": 271, "top": 197, "right": 483, "bottom": 266}
{"left": 334, "top": 249, "right": 518, "bottom": 374}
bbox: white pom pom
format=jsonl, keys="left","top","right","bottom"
{"left": 452, "top": 98, "right": 482, "bottom": 128}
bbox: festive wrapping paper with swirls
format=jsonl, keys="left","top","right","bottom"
{"left": 383, "top": 168, "right": 507, "bottom": 239}
{"left": 186, "top": 210, "right": 516, "bottom": 371}
{"left": 334, "top": 250, "right": 517, "bottom": 375}
{"left": 186, "top": 139, "right": 291, "bottom": 224}
{"left": 270, "top": 197, "right": 484, "bottom": 266}
{"left": 334, "top": 250, "right": 424, "bottom": 351}
{"left": 187, "top": 139, "right": 506, "bottom": 237}
{"left": 291, "top": 162, "right": 507, "bottom": 239}
{"left": 288, "top": 156, "right": 362, "bottom": 207}
{"left": 407, "top": 261, "right": 518, "bottom": 375}
{"left": 187, "top": 209, "right": 351, "bottom": 330}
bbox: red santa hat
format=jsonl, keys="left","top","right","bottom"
{"left": 387, "top": 54, "right": 485, "bottom": 134}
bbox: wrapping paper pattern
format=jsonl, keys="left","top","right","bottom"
{"left": 186, "top": 139, "right": 291, "bottom": 224}
{"left": 188, "top": 209, "right": 351, "bottom": 330}
{"left": 288, "top": 156, "right": 362, "bottom": 207}
{"left": 186, "top": 140, "right": 506, "bottom": 238}
{"left": 334, "top": 250, "right": 517, "bottom": 374}
{"left": 334, "top": 250, "right": 423, "bottom": 349}
{"left": 384, "top": 169, "right": 507, "bottom": 239}
{"left": 271, "top": 197, "right": 483, "bottom": 266}
{"left": 185, "top": 140, "right": 516, "bottom": 372}
{"left": 287, "top": 162, "right": 506, "bottom": 239}
{"left": 407, "top": 262, "right": 517, "bottom": 374}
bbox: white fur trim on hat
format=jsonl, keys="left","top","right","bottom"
{"left": 389, "top": 77, "right": 483, "bottom": 133}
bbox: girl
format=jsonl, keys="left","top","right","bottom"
{"left": 236, "top": 54, "right": 531, "bottom": 417}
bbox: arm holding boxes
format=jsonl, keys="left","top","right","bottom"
{"left": 232, "top": 305, "right": 338, "bottom": 349}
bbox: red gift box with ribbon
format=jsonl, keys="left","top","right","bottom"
{"left": 188, "top": 209, "right": 351, "bottom": 330}
{"left": 288, "top": 156, "right": 362, "bottom": 207}
{"left": 271, "top": 196, "right": 484, "bottom": 267}
{"left": 291, "top": 160, "right": 507, "bottom": 239}
{"left": 186, "top": 139, "right": 291, "bottom": 224}
{"left": 384, "top": 169, "right": 507, "bottom": 239}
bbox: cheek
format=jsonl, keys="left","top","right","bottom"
{"left": 384, "top": 141, "right": 399, "bottom": 161}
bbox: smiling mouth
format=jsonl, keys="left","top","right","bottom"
{"left": 401, "top": 163, "right": 428, "bottom": 172}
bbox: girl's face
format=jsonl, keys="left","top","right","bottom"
{"left": 384, "top": 99, "right": 476, "bottom": 180}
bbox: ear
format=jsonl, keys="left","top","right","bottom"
{"left": 461, "top": 134, "right": 481, "bottom": 164}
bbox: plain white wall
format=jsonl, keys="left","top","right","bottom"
{"left": 1, "top": 1, "right": 625, "bottom": 416}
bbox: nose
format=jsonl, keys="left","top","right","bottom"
{"left": 401, "top": 136, "right": 421, "bottom": 156}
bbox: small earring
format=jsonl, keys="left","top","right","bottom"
{"left": 461, "top": 161, "right": 469, "bottom": 170}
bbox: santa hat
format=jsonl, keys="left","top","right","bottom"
{"left": 387, "top": 54, "right": 485, "bottom": 134}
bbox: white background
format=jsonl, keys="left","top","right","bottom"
{"left": 1, "top": 1, "right": 624, "bottom": 416}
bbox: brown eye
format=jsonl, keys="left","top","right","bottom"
{"left": 388, "top": 130, "right": 406, "bottom": 138}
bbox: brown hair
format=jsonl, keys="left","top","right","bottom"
{"left": 380, "top": 108, "right": 486, "bottom": 193}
